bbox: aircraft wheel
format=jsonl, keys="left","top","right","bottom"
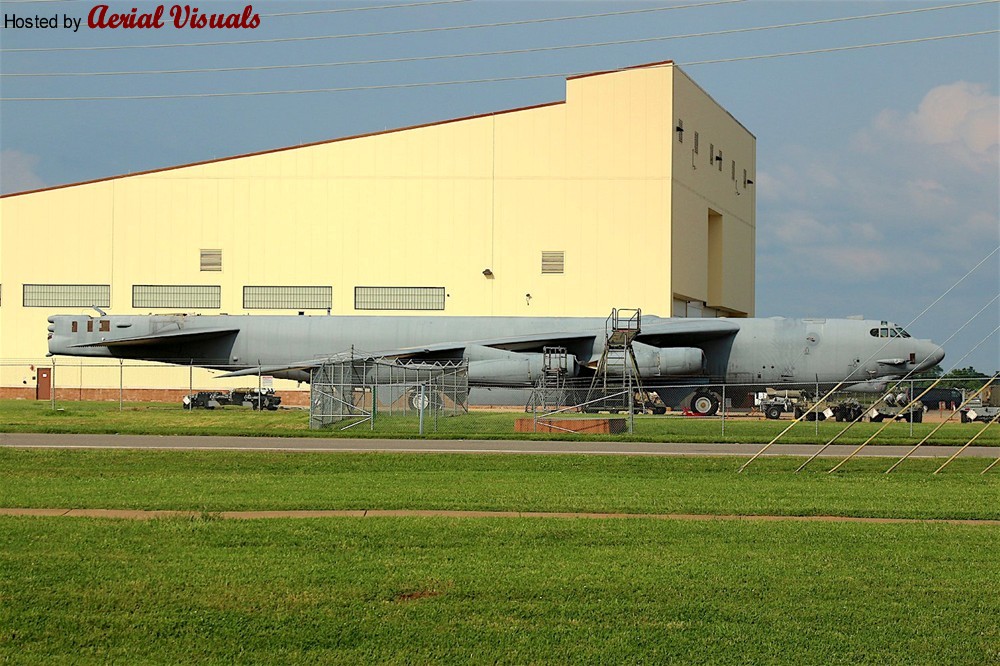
{"left": 408, "top": 388, "right": 443, "bottom": 411}
{"left": 765, "top": 405, "right": 782, "bottom": 420}
{"left": 691, "top": 390, "right": 720, "bottom": 417}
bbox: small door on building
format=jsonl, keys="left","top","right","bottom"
{"left": 36, "top": 368, "right": 52, "bottom": 400}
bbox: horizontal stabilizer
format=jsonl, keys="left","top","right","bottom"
{"left": 69, "top": 328, "right": 240, "bottom": 348}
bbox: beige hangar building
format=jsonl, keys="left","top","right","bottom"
{"left": 0, "top": 61, "right": 756, "bottom": 402}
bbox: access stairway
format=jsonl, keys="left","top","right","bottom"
{"left": 583, "top": 308, "right": 647, "bottom": 412}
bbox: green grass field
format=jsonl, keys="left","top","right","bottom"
{"left": 1, "top": 449, "right": 998, "bottom": 519}
{"left": 2, "top": 516, "right": 997, "bottom": 664}
{"left": 2, "top": 408, "right": 998, "bottom": 663}
{"left": 2, "top": 399, "right": 997, "bottom": 445}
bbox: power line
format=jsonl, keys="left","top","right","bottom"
{"left": 262, "top": 0, "right": 471, "bottom": 18}
{"left": 0, "top": 0, "right": 465, "bottom": 7}
{"left": 2, "top": 30, "right": 995, "bottom": 102}
{"left": 0, "top": 0, "right": 744, "bottom": 53}
{"left": 4, "top": 0, "right": 994, "bottom": 79}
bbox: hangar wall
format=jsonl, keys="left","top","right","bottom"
{"left": 0, "top": 62, "right": 755, "bottom": 398}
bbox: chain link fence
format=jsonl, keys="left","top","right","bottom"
{"left": 2, "top": 360, "right": 998, "bottom": 445}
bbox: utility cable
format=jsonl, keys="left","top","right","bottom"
{"left": 738, "top": 247, "right": 999, "bottom": 473}
{"left": 982, "top": 452, "right": 1000, "bottom": 474}
{"left": 935, "top": 413, "right": 1000, "bottom": 473}
{"left": 794, "top": 290, "right": 1000, "bottom": 472}
{"left": 3, "top": 30, "right": 996, "bottom": 101}
{"left": 0, "top": 0, "right": 744, "bottom": 53}
{"left": 263, "top": 0, "right": 471, "bottom": 18}
{"left": 4, "top": 1, "right": 993, "bottom": 78}
{"left": 827, "top": 324, "right": 1000, "bottom": 473}
{"left": 885, "top": 374, "right": 997, "bottom": 473}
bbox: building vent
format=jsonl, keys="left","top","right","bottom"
{"left": 200, "top": 249, "right": 222, "bottom": 272}
{"left": 541, "top": 251, "right": 565, "bottom": 274}
{"left": 354, "top": 286, "right": 445, "bottom": 311}
{"left": 23, "top": 284, "right": 111, "bottom": 308}
{"left": 244, "top": 286, "right": 332, "bottom": 310}
{"left": 133, "top": 285, "right": 221, "bottom": 309}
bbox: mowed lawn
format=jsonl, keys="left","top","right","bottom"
{"left": 2, "top": 448, "right": 998, "bottom": 663}
{"left": 1, "top": 516, "right": 997, "bottom": 664}
{"left": 1, "top": 448, "right": 998, "bottom": 519}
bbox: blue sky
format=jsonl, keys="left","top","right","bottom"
{"left": 2, "top": 0, "right": 998, "bottom": 371}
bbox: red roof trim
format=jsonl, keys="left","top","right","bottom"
{"left": 2, "top": 59, "right": 677, "bottom": 199}
{"left": 1, "top": 100, "right": 565, "bottom": 199}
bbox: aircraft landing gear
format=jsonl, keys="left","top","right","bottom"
{"left": 690, "top": 389, "right": 721, "bottom": 416}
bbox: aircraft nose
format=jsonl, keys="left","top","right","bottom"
{"left": 915, "top": 344, "right": 945, "bottom": 372}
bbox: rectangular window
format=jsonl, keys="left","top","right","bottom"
{"left": 23, "top": 284, "right": 111, "bottom": 308}
{"left": 541, "top": 251, "right": 565, "bottom": 275}
{"left": 243, "top": 286, "right": 333, "bottom": 310}
{"left": 200, "top": 249, "right": 222, "bottom": 272}
{"left": 709, "top": 143, "right": 714, "bottom": 166}
{"left": 731, "top": 160, "right": 736, "bottom": 180}
{"left": 693, "top": 132, "right": 699, "bottom": 154}
{"left": 676, "top": 119, "right": 683, "bottom": 143}
{"left": 354, "top": 286, "right": 445, "bottom": 311}
{"left": 99, "top": 320, "right": 110, "bottom": 332}
{"left": 718, "top": 150, "right": 724, "bottom": 172}
{"left": 132, "top": 285, "right": 221, "bottom": 309}
{"left": 743, "top": 169, "right": 748, "bottom": 188}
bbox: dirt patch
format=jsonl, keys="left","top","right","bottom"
{"left": 394, "top": 589, "right": 443, "bottom": 602}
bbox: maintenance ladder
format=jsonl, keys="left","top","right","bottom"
{"left": 585, "top": 308, "right": 646, "bottom": 411}
{"left": 527, "top": 346, "right": 570, "bottom": 411}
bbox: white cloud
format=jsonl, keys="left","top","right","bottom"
{"left": 866, "top": 81, "right": 999, "bottom": 172}
{"left": 0, "top": 150, "right": 46, "bottom": 194}
{"left": 758, "top": 79, "right": 998, "bottom": 322}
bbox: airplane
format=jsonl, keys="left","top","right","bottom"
{"left": 46, "top": 311, "right": 945, "bottom": 415}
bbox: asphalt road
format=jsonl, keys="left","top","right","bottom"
{"left": 1, "top": 432, "right": 997, "bottom": 458}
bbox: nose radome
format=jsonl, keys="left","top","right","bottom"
{"left": 928, "top": 346, "right": 945, "bottom": 367}
{"left": 918, "top": 344, "right": 945, "bottom": 371}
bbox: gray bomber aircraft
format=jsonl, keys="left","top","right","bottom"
{"left": 46, "top": 312, "right": 944, "bottom": 414}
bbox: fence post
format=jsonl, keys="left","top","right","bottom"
{"left": 721, "top": 384, "right": 726, "bottom": 437}
{"left": 909, "top": 379, "right": 914, "bottom": 436}
{"left": 627, "top": 371, "right": 634, "bottom": 435}
{"left": 119, "top": 359, "right": 123, "bottom": 411}
{"left": 371, "top": 385, "right": 377, "bottom": 431}
{"left": 533, "top": 389, "right": 537, "bottom": 433}
{"left": 418, "top": 383, "right": 425, "bottom": 436}
{"left": 50, "top": 358, "right": 56, "bottom": 410}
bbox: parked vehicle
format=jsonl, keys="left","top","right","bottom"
{"left": 182, "top": 388, "right": 281, "bottom": 410}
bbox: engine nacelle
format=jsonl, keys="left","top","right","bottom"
{"left": 463, "top": 345, "right": 579, "bottom": 384}
{"left": 603, "top": 342, "right": 705, "bottom": 377}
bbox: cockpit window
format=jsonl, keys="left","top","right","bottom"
{"left": 872, "top": 326, "right": 912, "bottom": 338}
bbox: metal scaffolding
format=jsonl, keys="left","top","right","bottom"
{"left": 309, "top": 353, "right": 468, "bottom": 430}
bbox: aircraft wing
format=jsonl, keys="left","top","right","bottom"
{"left": 214, "top": 318, "right": 740, "bottom": 379}
{"left": 634, "top": 318, "right": 740, "bottom": 346}
{"left": 68, "top": 327, "right": 240, "bottom": 348}
{"left": 215, "top": 333, "right": 597, "bottom": 378}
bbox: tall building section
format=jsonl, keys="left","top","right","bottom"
{"left": 0, "top": 61, "right": 756, "bottom": 399}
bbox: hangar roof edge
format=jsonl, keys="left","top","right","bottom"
{"left": 2, "top": 59, "right": 763, "bottom": 199}
{"left": 1, "top": 97, "right": 567, "bottom": 199}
